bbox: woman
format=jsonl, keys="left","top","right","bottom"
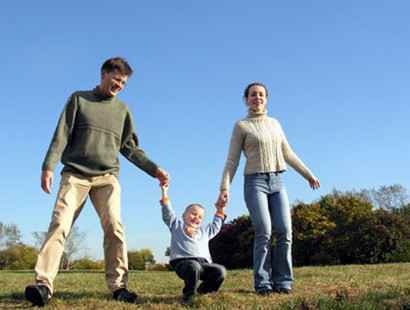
{"left": 217, "top": 82, "right": 320, "bottom": 295}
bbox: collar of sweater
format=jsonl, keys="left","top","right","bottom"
{"left": 93, "top": 87, "right": 117, "bottom": 102}
{"left": 247, "top": 109, "right": 268, "bottom": 119}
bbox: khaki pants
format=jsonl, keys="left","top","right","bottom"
{"left": 34, "top": 172, "right": 128, "bottom": 294}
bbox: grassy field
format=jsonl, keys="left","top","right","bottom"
{"left": 1, "top": 263, "right": 410, "bottom": 309}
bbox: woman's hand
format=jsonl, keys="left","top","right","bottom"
{"left": 308, "top": 176, "right": 320, "bottom": 190}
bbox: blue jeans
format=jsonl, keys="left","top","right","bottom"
{"left": 244, "top": 172, "right": 293, "bottom": 291}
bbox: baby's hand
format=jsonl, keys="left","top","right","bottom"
{"left": 161, "top": 183, "right": 169, "bottom": 196}
{"left": 215, "top": 201, "right": 226, "bottom": 218}
{"left": 215, "top": 200, "right": 226, "bottom": 209}
{"left": 160, "top": 184, "right": 170, "bottom": 205}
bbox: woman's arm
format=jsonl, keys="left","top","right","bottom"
{"left": 279, "top": 123, "right": 320, "bottom": 189}
{"left": 219, "top": 122, "right": 245, "bottom": 201}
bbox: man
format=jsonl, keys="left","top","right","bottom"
{"left": 25, "top": 57, "right": 168, "bottom": 306}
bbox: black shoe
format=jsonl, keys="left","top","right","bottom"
{"left": 25, "top": 285, "right": 50, "bottom": 307}
{"left": 197, "top": 284, "right": 210, "bottom": 295}
{"left": 256, "top": 288, "right": 273, "bottom": 295}
{"left": 182, "top": 293, "right": 194, "bottom": 306}
{"left": 113, "top": 288, "right": 138, "bottom": 303}
{"left": 274, "top": 287, "right": 292, "bottom": 294}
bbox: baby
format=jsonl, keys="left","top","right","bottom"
{"left": 160, "top": 184, "right": 227, "bottom": 305}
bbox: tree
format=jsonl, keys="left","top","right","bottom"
{"left": 0, "top": 222, "right": 22, "bottom": 249}
{"left": 292, "top": 189, "right": 410, "bottom": 266}
{"left": 32, "top": 225, "right": 86, "bottom": 270}
{"left": 292, "top": 202, "right": 336, "bottom": 266}
{"left": 128, "top": 248, "right": 155, "bottom": 270}
{"left": 392, "top": 203, "right": 410, "bottom": 225}
{"left": 71, "top": 257, "right": 104, "bottom": 270}
{"left": 210, "top": 215, "right": 254, "bottom": 269}
{"left": 0, "top": 244, "right": 37, "bottom": 270}
{"left": 139, "top": 248, "right": 155, "bottom": 264}
{"left": 317, "top": 190, "right": 376, "bottom": 264}
{"left": 361, "top": 184, "right": 409, "bottom": 210}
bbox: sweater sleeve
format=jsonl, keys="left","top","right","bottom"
{"left": 279, "top": 122, "right": 315, "bottom": 181}
{"left": 41, "top": 95, "right": 77, "bottom": 172}
{"left": 205, "top": 215, "right": 225, "bottom": 240}
{"left": 161, "top": 200, "right": 178, "bottom": 230}
{"left": 220, "top": 122, "right": 244, "bottom": 191}
{"left": 120, "top": 110, "right": 159, "bottom": 177}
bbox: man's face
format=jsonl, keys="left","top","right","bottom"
{"left": 99, "top": 69, "right": 128, "bottom": 97}
{"left": 183, "top": 206, "right": 204, "bottom": 230}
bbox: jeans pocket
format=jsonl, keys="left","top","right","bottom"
{"left": 270, "top": 174, "right": 283, "bottom": 192}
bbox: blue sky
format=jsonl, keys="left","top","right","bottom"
{"left": 1, "top": 1, "right": 409, "bottom": 263}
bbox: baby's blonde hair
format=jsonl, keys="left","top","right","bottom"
{"left": 182, "top": 203, "right": 205, "bottom": 219}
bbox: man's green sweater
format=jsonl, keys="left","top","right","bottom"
{"left": 42, "top": 88, "right": 158, "bottom": 178}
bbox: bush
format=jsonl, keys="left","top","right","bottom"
{"left": 292, "top": 202, "right": 336, "bottom": 266}
{"left": 210, "top": 215, "right": 253, "bottom": 269}
{"left": 0, "top": 244, "right": 38, "bottom": 270}
{"left": 292, "top": 191, "right": 410, "bottom": 266}
{"left": 71, "top": 258, "right": 104, "bottom": 270}
{"left": 146, "top": 263, "right": 171, "bottom": 271}
{"left": 128, "top": 249, "right": 155, "bottom": 270}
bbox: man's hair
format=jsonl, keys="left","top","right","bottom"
{"left": 101, "top": 57, "right": 133, "bottom": 77}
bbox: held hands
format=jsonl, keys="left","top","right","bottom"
{"left": 156, "top": 167, "right": 169, "bottom": 186}
{"left": 215, "top": 190, "right": 228, "bottom": 218}
{"left": 215, "top": 195, "right": 227, "bottom": 218}
{"left": 217, "top": 190, "right": 229, "bottom": 206}
{"left": 160, "top": 183, "right": 170, "bottom": 205}
{"left": 215, "top": 199, "right": 227, "bottom": 210}
{"left": 41, "top": 170, "right": 53, "bottom": 194}
{"left": 308, "top": 176, "right": 320, "bottom": 190}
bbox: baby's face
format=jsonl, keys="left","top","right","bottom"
{"left": 183, "top": 206, "right": 204, "bottom": 229}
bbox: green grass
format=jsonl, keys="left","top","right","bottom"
{"left": 1, "top": 263, "right": 410, "bottom": 309}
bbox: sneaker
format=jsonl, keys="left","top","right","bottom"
{"left": 25, "top": 285, "right": 50, "bottom": 307}
{"left": 113, "top": 288, "right": 138, "bottom": 303}
{"left": 274, "top": 287, "right": 292, "bottom": 294}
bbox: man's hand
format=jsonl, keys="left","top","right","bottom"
{"left": 41, "top": 170, "right": 53, "bottom": 194}
{"left": 156, "top": 167, "right": 169, "bottom": 186}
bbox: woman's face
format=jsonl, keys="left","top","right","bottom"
{"left": 245, "top": 85, "right": 267, "bottom": 113}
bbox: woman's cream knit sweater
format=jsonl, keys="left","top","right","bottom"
{"left": 220, "top": 110, "right": 315, "bottom": 191}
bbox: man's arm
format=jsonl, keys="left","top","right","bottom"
{"left": 41, "top": 95, "right": 77, "bottom": 193}
{"left": 120, "top": 110, "right": 169, "bottom": 185}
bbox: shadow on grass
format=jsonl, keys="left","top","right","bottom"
{"left": 284, "top": 289, "right": 410, "bottom": 310}
{"left": 0, "top": 292, "right": 28, "bottom": 309}
{"left": 137, "top": 295, "right": 182, "bottom": 305}
{"left": 4, "top": 288, "right": 410, "bottom": 309}
{"left": 224, "top": 288, "right": 255, "bottom": 295}
{"left": 0, "top": 270, "right": 34, "bottom": 274}
{"left": 1, "top": 290, "right": 182, "bottom": 307}
{"left": 0, "top": 291, "right": 110, "bottom": 307}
